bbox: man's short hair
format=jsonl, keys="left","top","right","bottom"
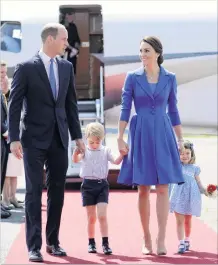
{"left": 66, "top": 10, "right": 74, "bottom": 15}
{"left": 1, "top": 60, "right": 7, "bottom": 67}
{"left": 41, "top": 23, "right": 65, "bottom": 43}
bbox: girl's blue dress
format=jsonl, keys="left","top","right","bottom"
{"left": 169, "top": 164, "right": 202, "bottom": 217}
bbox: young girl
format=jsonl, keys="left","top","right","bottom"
{"left": 169, "top": 141, "right": 208, "bottom": 254}
{"left": 72, "top": 122, "right": 124, "bottom": 255}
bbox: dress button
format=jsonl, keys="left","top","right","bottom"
{"left": 152, "top": 105, "right": 155, "bottom": 108}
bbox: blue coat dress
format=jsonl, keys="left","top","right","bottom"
{"left": 117, "top": 66, "right": 185, "bottom": 186}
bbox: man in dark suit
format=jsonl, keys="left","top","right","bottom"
{"left": 1, "top": 61, "right": 11, "bottom": 219}
{"left": 1, "top": 92, "right": 11, "bottom": 219}
{"left": 8, "top": 23, "right": 85, "bottom": 262}
{"left": 1, "top": 92, "right": 9, "bottom": 189}
{"left": 65, "top": 12, "right": 81, "bottom": 75}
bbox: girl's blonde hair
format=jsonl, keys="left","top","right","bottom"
{"left": 85, "top": 122, "right": 105, "bottom": 140}
{"left": 184, "top": 141, "right": 196, "bottom": 164}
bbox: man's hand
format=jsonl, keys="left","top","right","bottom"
{"left": 69, "top": 48, "right": 79, "bottom": 58}
{"left": 75, "top": 139, "right": 85, "bottom": 154}
{"left": 10, "top": 141, "right": 23, "bottom": 159}
{"left": 2, "top": 130, "right": 8, "bottom": 139}
{"left": 0, "top": 75, "right": 9, "bottom": 94}
{"left": 73, "top": 147, "right": 81, "bottom": 155}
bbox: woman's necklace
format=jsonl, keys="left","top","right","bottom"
{"left": 145, "top": 69, "right": 160, "bottom": 82}
{"left": 147, "top": 74, "right": 154, "bottom": 81}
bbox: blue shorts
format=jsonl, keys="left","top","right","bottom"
{"left": 81, "top": 179, "right": 109, "bottom": 207}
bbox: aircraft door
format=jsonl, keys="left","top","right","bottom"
{"left": 60, "top": 5, "right": 103, "bottom": 101}
{"left": 73, "top": 12, "right": 90, "bottom": 93}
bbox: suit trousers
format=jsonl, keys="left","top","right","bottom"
{"left": 23, "top": 124, "right": 68, "bottom": 251}
{"left": 67, "top": 55, "right": 77, "bottom": 75}
{"left": 1, "top": 138, "right": 9, "bottom": 193}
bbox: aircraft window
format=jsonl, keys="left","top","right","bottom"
{"left": 1, "top": 21, "right": 22, "bottom": 53}
{"left": 90, "top": 14, "right": 102, "bottom": 33}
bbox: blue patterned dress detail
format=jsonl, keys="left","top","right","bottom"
{"left": 169, "top": 164, "right": 202, "bottom": 217}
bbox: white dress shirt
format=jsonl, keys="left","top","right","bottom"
{"left": 38, "top": 50, "right": 59, "bottom": 96}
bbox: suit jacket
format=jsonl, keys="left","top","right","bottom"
{"left": 8, "top": 54, "right": 82, "bottom": 149}
{"left": 1, "top": 93, "right": 8, "bottom": 139}
{"left": 66, "top": 22, "right": 81, "bottom": 49}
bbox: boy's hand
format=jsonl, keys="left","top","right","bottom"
{"left": 72, "top": 147, "right": 84, "bottom": 163}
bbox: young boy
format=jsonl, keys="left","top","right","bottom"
{"left": 72, "top": 122, "right": 125, "bottom": 255}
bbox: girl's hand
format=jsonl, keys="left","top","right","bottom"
{"left": 204, "top": 190, "right": 209, "bottom": 197}
{"left": 117, "top": 138, "right": 129, "bottom": 156}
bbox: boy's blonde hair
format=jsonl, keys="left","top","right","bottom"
{"left": 85, "top": 122, "right": 105, "bottom": 140}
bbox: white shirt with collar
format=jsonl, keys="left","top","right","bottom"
{"left": 38, "top": 50, "right": 59, "bottom": 96}
{"left": 80, "top": 145, "right": 115, "bottom": 180}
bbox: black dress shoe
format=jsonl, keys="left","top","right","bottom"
{"left": 1, "top": 204, "right": 12, "bottom": 212}
{"left": 1, "top": 210, "right": 11, "bottom": 219}
{"left": 46, "top": 245, "right": 67, "bottom": 256}
{"left": 102, "top": 244, "right": 112, "bottom": 255}
{"left": 1, "top": 205, "right": 11, "bottom": 216}
{"left": 28, "top": 250, "right": 43, "bottom": 262}
{"left": 88, "top": 243, "right": 97, "bottom": 253}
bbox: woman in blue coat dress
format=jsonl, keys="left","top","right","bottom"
{"left": 117, "top": 36, "right": 185, "bottom": 255}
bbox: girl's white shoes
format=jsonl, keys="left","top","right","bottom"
{"left": 178, "top": 241, "right": 190, "bottom": 254}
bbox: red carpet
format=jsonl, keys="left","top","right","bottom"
{"left": 5, "top": 191, "right": 218, "bottom": 264}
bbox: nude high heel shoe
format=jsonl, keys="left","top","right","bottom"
{"left": 142, "top": 237, "right": 153, "bottom": 255}
{"left": 156, "top": 239, "right": 167, "bottom": 255}
{"left": 142, "top": 244, "right": 153, "bottom": 255}
{"left": 10, "top": 199, "right": 23, "bottom": 208}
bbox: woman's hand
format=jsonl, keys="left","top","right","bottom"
{"left": 177, "top": 139, "right": 185, "bottom": 152}
{"left": 117, "top": 138, "right": 129, "bottom": 156}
